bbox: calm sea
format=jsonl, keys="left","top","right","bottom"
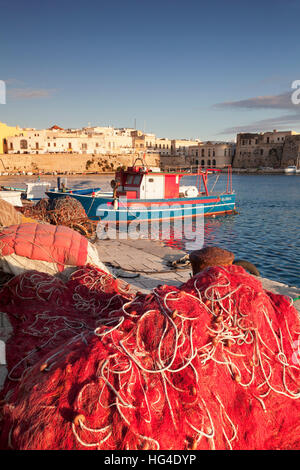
{"left": 1, "top": 173, "right": 299, "bottom": 287}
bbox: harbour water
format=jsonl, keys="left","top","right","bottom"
{"left": 178, "top": 174, "right": 300, "bottom": 288}
{"left": 1, "top": 173, "right": 299, "bottom": 288}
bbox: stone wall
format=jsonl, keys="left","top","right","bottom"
{"left": 0, "top": 152, "right": 161, "bottom": 174}
{"left": 281, "top": 135, "right": 300, "bottom": 167}
{"left": 159, "top": 155, "right": 187, "bottom": 168}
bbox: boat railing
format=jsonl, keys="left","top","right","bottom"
{"left": 160, "top": 165, "right": 229, "bottom": 174}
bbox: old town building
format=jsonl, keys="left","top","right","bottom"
{"left": 188, "top": 142, "right": 234, "bottom": 167}
{"left": 233, "top": 130, "right": 299, "bottom": 168}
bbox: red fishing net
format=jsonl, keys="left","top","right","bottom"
{"left": 0, "top": 266, "right": 134, "bottom": 400}
{"left": 0, "top": 264, "right": 299, "bottom": 450}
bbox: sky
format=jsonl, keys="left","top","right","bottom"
{"left": 1, "top": 0, "right": 300, "bottom": 141}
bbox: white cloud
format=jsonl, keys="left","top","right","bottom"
{"left": 215, "top": 92, "right": 295, "bottom": 110}
{"left": 219, "top": 112, "right": 300, "bottom": 135}
{"left": 7, "top": 88, "right": 56, "bottom": 100}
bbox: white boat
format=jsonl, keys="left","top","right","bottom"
{"left": 1, "top": 181, "right": 51, "bottom": 201}
{"left": 284, "top": 165, "right": 297, "bottom": 174}
{"left": 285, "top": 156, "right": 300, "bottom": 174}
{"left": 25, "top": 182, "right": 51, "bottom": 201}
{"left": 0, "top": 190, "right": 23, "bottom": 207}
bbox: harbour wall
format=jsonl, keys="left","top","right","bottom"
{"left": 0, "top": 153, "right": 162, "bottom": 174}
{"left": 0, "top": 153, "right": 189, "bottom": 175}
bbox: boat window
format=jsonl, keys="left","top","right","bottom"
{"left": 148, "top": 178, "right": 154, "bottom": 182}
{"left": 133, "top": 175, "right": 141, "bottom": 185}
{"left": 126, "top": 175, "right": 134, "bottom": 184}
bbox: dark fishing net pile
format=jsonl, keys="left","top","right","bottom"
{"left": 0, "top": 264, "right": 300, "bottom": 450}
{"left": 20, "top": 196, "right": 97, "bottom": 238}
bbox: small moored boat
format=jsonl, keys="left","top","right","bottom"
{"left": 284, "top": 165, "right": 297, "bottom": 174}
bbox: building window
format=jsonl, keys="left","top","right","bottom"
{"left": 266, "top": 137, "right": 270, "bottom": 143}
{"left": 201, "top": 149, "right": 205, "bottom": 156}
{"left": 48, "top": 143, "right": 50, "bottom": 147}
{"left": 20, "top": 139, "right": 28, "bottom": 149}
{"left": 224, "top": 149, "right": 227, "bottom": 156}
{"left": 212, "top": 159, "right": 216, "bottom": 166}
{"left": 10, "top": 142, "right": 13, "bottom": 150}
{"left": 207, "top": 159, "right": 211, "bottom": 166}
{"left": 260, "top": 149, "right": 263, "bottom": 155}
{"left": 201, "top": 159, "right": 205, "bottom": 166}
{"left": 82, "top": 143, "right": 87, "bottom": 150}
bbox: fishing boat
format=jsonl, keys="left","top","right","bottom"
{"left": 1, "top": 178, "right": 102, "bottom": 203}
{"left": 46, "top": 160, "right": 236, "bottom": 223}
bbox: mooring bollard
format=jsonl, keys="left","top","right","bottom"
{"left": 189, "top": 246, "right": 235, "bottom": 276}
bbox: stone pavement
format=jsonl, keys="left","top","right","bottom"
{"left": 95, "top": 237, "right": 191, "bottom": 292}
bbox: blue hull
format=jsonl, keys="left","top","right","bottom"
{"left": 63, "top": 187, "right": 101, "bottom": 195}
{"left": 46, "top": 190, "right": 236, "bottom": 222}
